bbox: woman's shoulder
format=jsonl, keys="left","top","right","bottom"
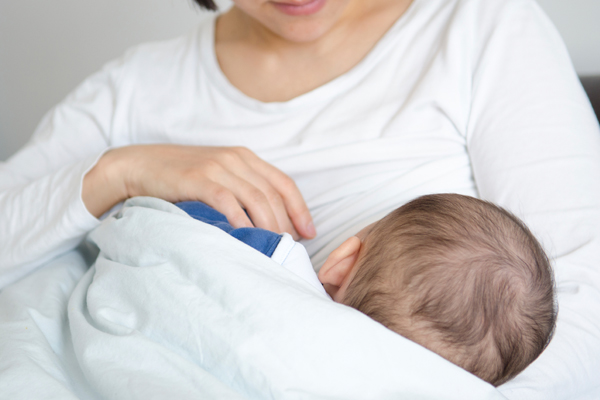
{"left": 454, "top": 0, "right": 549, "bottom": 28}
{"left": 406, "top": 0, "right": 547, "bottom": 31}
{"left": 395, "top": 0, "right": 549, "bottom": 46}
{"left": 119, "top": 19, "right": 211, "bottom": 76}
{"left": 99, "top": 14, "right": 216, "bottom": 92}
{"left": 451, "top": 0, "right": 563, "bottom": 57}
{"left": 409, "top": 0, "right": 560, "bottom": 64}
{"left": 437, "top": 0, "right": 547, "bottom": 27}
{"left": 452, "top": 0, "right": 540, "bottom": 12}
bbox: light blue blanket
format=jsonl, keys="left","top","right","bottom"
{"left": 0, "top": 197, "right": 506, "bottom": 399}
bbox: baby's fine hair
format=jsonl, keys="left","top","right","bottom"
{"left": 344, "top": 194, "right": 556, "bottom": 386}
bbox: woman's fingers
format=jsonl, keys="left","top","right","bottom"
{"left": 224, "top": 156, "right": 300, "bottom": 237}
{"left": 239, "top": 150, "right": 316, "bottom": 239}
{"left": 200, "top": 180, "right": 254, "bottom": 229}
{"left": 203, "top": 148, "right": 287, "bottom": 233}
{"left": 120, "top": 144, "right": 314, "bottom": 238}
{"left": 279, "top": 177, "right": 316, "bottom": 239}
{"left": 215, "top": 171, "right": 282, "bottom": 233}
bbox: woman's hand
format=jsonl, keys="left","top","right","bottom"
{"left": 83, "top": 145, "right": 316, "bottom": 240}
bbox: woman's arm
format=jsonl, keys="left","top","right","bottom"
{"left": 82, "top": 144, "right": 315, "bottom": 238}
{"left": 0, "top": 52, "right": 314, "bottom": 288}
{"left": 466, "top": 1, "right": 600, "bottom": 398}
{"left": 0, "top": 58, "right": 123, "bottom": 288}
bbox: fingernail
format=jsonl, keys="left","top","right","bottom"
{"left": 306, "top": 221, "right": 316, "bottom": 238}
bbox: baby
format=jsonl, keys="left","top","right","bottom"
{"left": 317, "top": 193, "right": 556, "bottom": 386}
{"left": 177, "top": 193, "right": 556, "bottom": 387}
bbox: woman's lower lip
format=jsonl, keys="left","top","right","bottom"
{"left": 271, "top": 0, "right": 326, "bottom": 16}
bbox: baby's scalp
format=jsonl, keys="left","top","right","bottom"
{"left": 343, "top": 194, "right": 556, "bottom": 386}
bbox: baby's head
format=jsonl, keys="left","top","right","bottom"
{"left": 318, "top": 194, "right": 556, "bottom": 386}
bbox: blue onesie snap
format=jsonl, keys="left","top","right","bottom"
{"left": 176, "top": 201, "right": 282, "bottom": 257}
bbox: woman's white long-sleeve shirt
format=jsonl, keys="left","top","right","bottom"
{"left": 1, "top": 0, "right": 599, "bottom": 398}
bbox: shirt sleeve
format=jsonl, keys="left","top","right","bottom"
{"left": 465, "top": 1, "right": 600, "bottom": 398}
{"left": 0, "top": 55, "right": 131, "bottom": 289}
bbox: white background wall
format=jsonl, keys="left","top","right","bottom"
{"left": 1, "top": 0, "right": 599, "bottom": 161}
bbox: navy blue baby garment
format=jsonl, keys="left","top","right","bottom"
{"left": 175, "top": 201, "right": 282, "bottom": 257}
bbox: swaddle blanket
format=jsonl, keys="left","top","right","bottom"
{"left": 0, "top": 197, "right": 507, "bottom": 399}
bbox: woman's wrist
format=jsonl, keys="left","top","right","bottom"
{"left": 82, "top": 148, "right": 130, "bottom": 218}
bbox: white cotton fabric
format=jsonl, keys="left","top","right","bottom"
{"left": 0, "top": 0, "right": 599, "bottom": 398}
{"left": 273, "top": 233, "right": 330, "bottom": 297}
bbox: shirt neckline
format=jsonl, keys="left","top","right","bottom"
{"left": 200, "top": 1, "right": 418, "bottom": 113}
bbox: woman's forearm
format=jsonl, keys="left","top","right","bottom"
{"left": 0, "top": 142, "right": 314, "bottom": 289}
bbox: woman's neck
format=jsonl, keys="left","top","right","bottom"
{"left": 215, "top": 0, "right": 412, "bottom": 102}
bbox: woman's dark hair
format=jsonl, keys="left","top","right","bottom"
{"left": 193, "top": 0, "right": 218, "bottom": 11}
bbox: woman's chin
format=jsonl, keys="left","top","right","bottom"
{"left": 231, "top": 0, "right": 352, "bottom": 44}
{"left": 269, "top": 20, "right": 334, "bottom": 43}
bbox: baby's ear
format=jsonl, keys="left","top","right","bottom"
{"left": 318, "top": 236, "right": 361, "bottom": 301}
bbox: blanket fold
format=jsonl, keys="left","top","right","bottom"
{"left": 67, "top": 197, "right": 505, "bottom": 400}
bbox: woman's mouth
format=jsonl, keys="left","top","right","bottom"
{"left": 270, "top": 0, "right": 326, "bottom": 16}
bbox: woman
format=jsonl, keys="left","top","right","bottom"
{"left": 1, "top": 0, "right": 599, "bottom": 398}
